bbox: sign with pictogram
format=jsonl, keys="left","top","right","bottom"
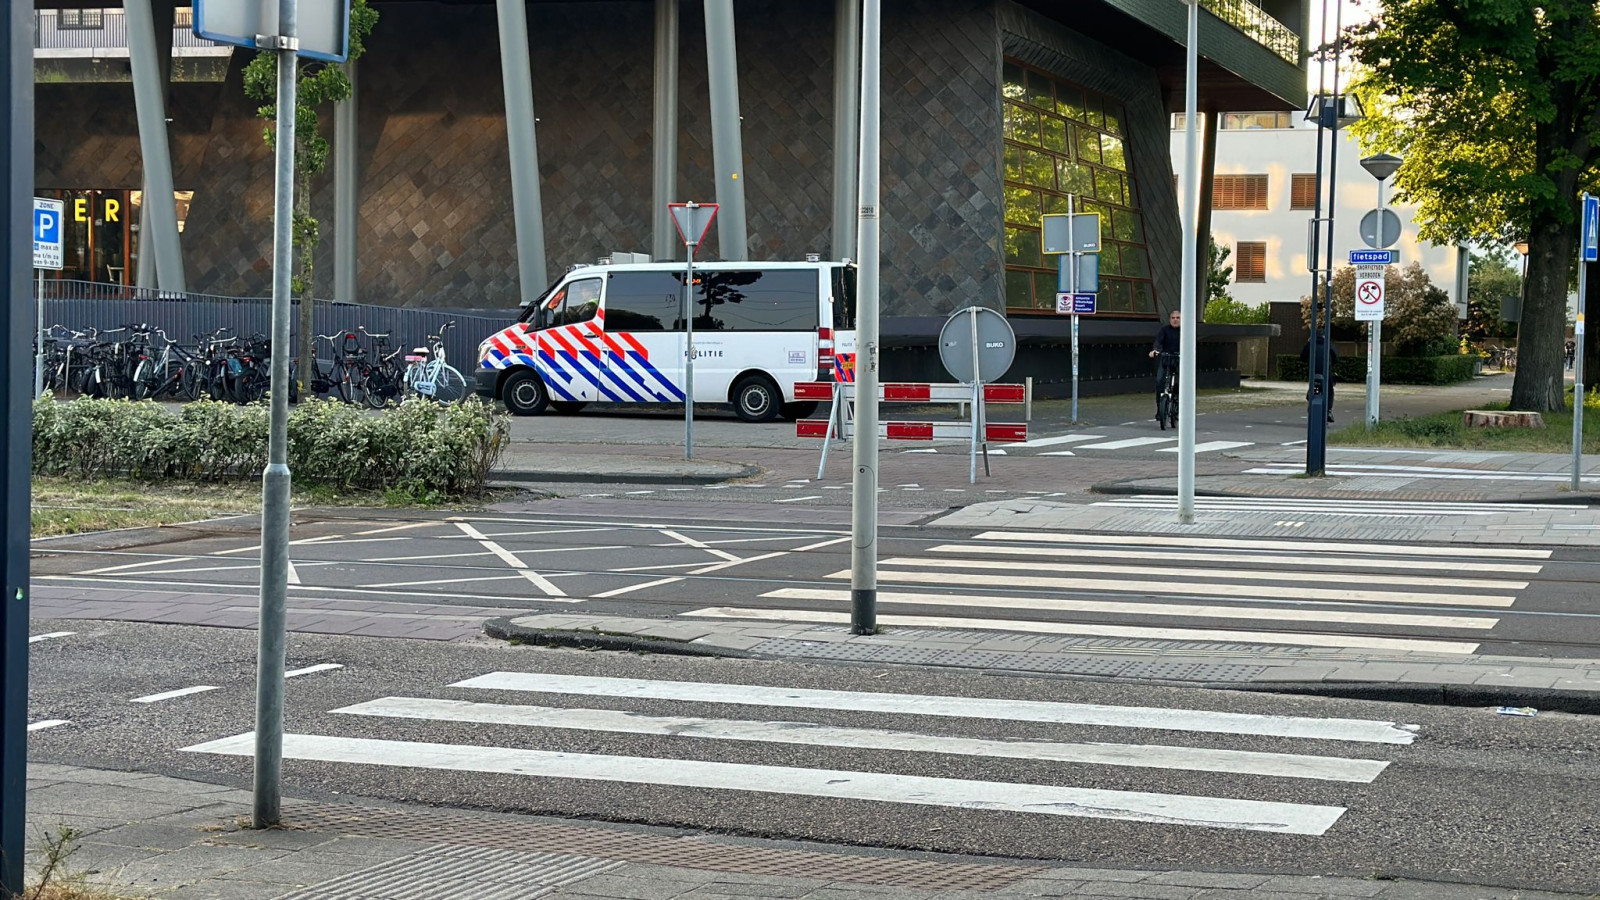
{"left": 1354, "top": 265, "right": 1386, "bottom": 322}
{"left": 33, "top": 198, "right": 64, "bottom": 270}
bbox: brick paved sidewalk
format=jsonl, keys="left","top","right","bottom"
{"left": 24, "top": 762, "right": 1580, "bottom": 900}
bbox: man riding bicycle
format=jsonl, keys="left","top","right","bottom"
{"left": 1149, "top": 309, "right": 1181, "bottom": 422}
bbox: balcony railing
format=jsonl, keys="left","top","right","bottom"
{"left": 34, "top": 9, "right": 226, "bottom": 52}
{"left": 1200, "top": 0, "right": 1301, "bottom": 64}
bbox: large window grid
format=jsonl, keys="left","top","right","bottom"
{"left": 1002, "top": 61, "right": 1157, "bottom": 316}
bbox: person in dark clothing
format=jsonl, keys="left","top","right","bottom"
{"left": 1149, "top": 310, "right": 1181, "bottom": 417}
{"left": 1300, "top": 337, "right": 1339, "bottom": 423}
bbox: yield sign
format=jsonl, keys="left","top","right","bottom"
{"left": 668, "top": 202, "right": 719, "bottom": 248}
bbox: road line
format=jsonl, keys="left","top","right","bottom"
{"left": 360, "top": 551, "right": 498, "bottom": 563}
{"left": 1159, "top": 441, "right": 1253, "bottom": 454}
{"left": 1075, "top": 437, "right": 1178, "bottom": 450}
{"left": 473, "top": 527, "right": 622, "bottom": 539}
{"left": 608, "top": 561, "right": 717, "bottom": 573}
{"left": 456, "top": 521, "right": 566, "bottom": 597}
{"left": 450, "top": 672, "right": 1419, "bottom": 743}
{"left": 29, "top": 631, "right": 75, "bottom": 643}
{"left": 354, "top": 522, "right": 443, "bottom": 536}
{"left": 30, "top": 574, "right": 582, "bottom": 605}
{"left": 81, "top": 556, "right": 207, "bottom": 575}
{"left": 924, "top": 544, "right": 1544, "bottom": 575}
{"left": 28, "top": 720, "right": 69, "bottom": 732}
{"left": 1040, "top": 451, "right": 1075, "bottom": 456}
{"left": 593, "top": 577, "right": 685, "bottom": 598}
{"left": 1114, "top": 493, "right": 1571, "bottom": 512}
{"left": 791, "top": 536, "right": 852, "bottom": 552}
{"left": 1094, "top": 500, "right": 1524, "bottom": 518}
{"left": 973, "top": 531, "right": 1553, "bottom": 559}
{"left": 876, "top": 556, "right": 1523, "bottom": 591}
{"left": 285, "top": 663, "right": 344, "bottom": 678}
{"left": 688, "top": 551, "right": 790, "bottom": 575}
{"left": 683, "top": 607, "right": 1480, "bottom": 655}
{"left": 286, "top": 560, "right": 301, "bottom": 586}
{"left": 762, "top": 587, "right": 1498, "bottom": 630}
{"left": 364, "top": 574, "right": 528, "bottom": 589}
{"left": 94, "top": 563, "right": 260, "bottom": 578}
{"left": 1013, "top": 434, "right": 1104, "bottom": 448}
{"left": 659, "top": 529, "right": 742, "bottom": 562}
{"left": 336, "top": 697, "right": 1390, "bottom": 783}
{"left": 518, "top": 569, "right": 568, "bottom": 595}
{"left": 829, "top": 568, "right": 1514, "bottom": 608}
{"left": 131, "top": 685, "right": 220, "bottom": 703}
{"left": 774, "top": 496, "right": 824, "bottom": 503}
{"left": 183, "top": 732, "right": 1347, "bottom": 834}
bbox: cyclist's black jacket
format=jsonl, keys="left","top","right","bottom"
{"left": 1152, "top": 324, "right": 1181, "bottom": 356}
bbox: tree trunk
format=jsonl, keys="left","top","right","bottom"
{"left": 1510, "top": 210, "right": 1577, "bottom": 411}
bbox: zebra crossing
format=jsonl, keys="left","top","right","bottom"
{"left": 1092, "top": 495, "right": 1580, "bottom": 518}
{"left": 182, "top": 671, "right": 1419, "bottom": 836}
{"left": 1011, "top": 433, "right": 1256, "bottom": 456}
{"left": 678, "top": 530, "right": 1548, "bottom": 655}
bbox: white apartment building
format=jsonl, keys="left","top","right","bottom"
{"left": 1170, "top": 112, "right": 1464, "bottom": 310}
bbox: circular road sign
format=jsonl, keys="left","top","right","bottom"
{"left": 1359, "top": 208, "right": 1402, "bottom": 249}
{"left": 938, "top": 306, "right": 1016, "bottom": 385}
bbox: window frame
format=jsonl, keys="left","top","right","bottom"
{"left": 1213, "top": 174, "right": 1270, "bottom": 211}
{"left": 1290, "top": 173, "right": 1317, "bottom": 211}
{"left": 1234, "top": 242, "right": 1268, "bottom": 283}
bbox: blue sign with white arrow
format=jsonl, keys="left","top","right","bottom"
{"left": 1582, "top": 193, "right": 1599, "bottom": 263}
{"left": 1349, "top": 249, "right": 1394, "bottom": 265}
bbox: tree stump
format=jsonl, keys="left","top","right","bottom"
{"left": 1462, "top": 410, "right": 1545, "bottom": 428}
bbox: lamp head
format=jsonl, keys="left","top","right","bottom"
{"left": 1360, "top": 153, "right": 1403, "bottom": 182}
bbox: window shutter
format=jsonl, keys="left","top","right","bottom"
{"left": 1235, "top": 242, "right": 1267, "bottom": 282}
{"left": 1212, "top": 175, "right": 1269, "bottom": 210}
{"left": 1290, "top": 174, "right": 1317, "bottom": 210}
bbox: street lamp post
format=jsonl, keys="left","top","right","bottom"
{"left": 1359, "top": 153, "right": 1401, "bottom": 430}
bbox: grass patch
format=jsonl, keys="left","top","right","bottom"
{"left": 1329, "top": 399, "right": 1600, "bottom": 453}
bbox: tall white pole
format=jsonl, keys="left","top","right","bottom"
{"left": 1366, "top": 179, "right": 1385, "bottom": 429}
{"left": 1177, "top": 0, "right": 1200, "bottom": 524}
{"left": 685, "top": 238, "right": 696, "bottom": 459}
{"left": 849, "top": 0, "right": 880, "bottom": 635}
{"left": 1574, "top": 201, "right": 1588, "bottom": 492}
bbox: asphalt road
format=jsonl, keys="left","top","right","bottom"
{"left": 25, "top": 620, "right": 1600, "bottom": 893}
{"left": 30, "top": 503, "right": 1600, "bottom": 658}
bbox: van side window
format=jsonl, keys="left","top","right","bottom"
{"left": 831, "top": 266, "right": 856, "bottom": 330}
{"left": 606, "top": 272, "right": 682, "bottom": 332}
{"left": 557, "top": 278, "right": 602, "bottom": 327}
{"left": 694, "top": 269, "right": 820, "bottom": 332}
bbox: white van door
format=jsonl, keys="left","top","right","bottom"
{"left": 599, "top": 270, "right": 685, "bottom": 404}
{"left": 691, "top": 267, "right": 821, "bottom": 403}
{"left": 534, "top": 276, "right": 604, "bottom": 403}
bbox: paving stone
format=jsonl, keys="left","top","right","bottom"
{"left": 1143, "top": 872, "right": 1272, "bottom": 889}
{"left": 562, "top": 873, "right": 718, "bottom": 900}
{"left": 1254, "top": 875, "right": 1385, "bottom": 896}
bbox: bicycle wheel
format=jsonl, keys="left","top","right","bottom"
{"left": 333, "top": 361, "right": 354, "bottom": 404}
{"left": 1156, "top": 391, "right": 1170, "bottom": 430}
{"left": 431, "top": 363, "right": 468, "bottom": 403}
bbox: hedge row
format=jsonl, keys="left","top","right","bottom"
{"left": 33, "top": 397, "right": 509, "bottom": 500}
{"left": 1275, "top": 355, "right": 1478, "bottom": 385}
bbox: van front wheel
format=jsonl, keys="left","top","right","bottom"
{"left": 733, "top": 375, "right": 781, "bottom": 423}
{"left": 502, "top": 369, "right": 549, "bottom": 416}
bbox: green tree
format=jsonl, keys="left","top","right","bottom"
{"left": 243, "top": 0, "right": 379, "bottom": 393}
{"left": 1202, "top": 237, "right": 1271, "bottom": 323}
{"left": 1348, "top": 0, "right": 1600, "bottom": 411}
{"left": 1301, "top": 262, "right": 1458, "bottom": 356}
{"left": 1207, "top": 236, "right": 1233, "bottom": 305}
{"left": 1463, "top": 252, "right": 1524, "bottom": 346}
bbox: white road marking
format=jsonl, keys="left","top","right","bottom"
{"left": 659, "top": 529, "right": 741, "bottom": 562}
{"left": 101, "top": 563, "right": 260, "bottom": 577}
{"left": 973, "top": 531, "right": 1553, "bottom": 560}
{"left": 875, "top": 556, "right": 1523, "bottom": 591}
{"left": 455, "top": 522, "right": 566, "bottom": 597}
{"left": 592, "top": 577, "right": 685, "bottom": 598}
{"left": 360, "top": 550, "right": 498, "bottom": 563}
{"left": 31, "top": 574, "right": 583, "bottom": 605}
{"left": 285, "top": 663, "right": 344, "bottom": 678}
{"left": 475, "top": 527, "right": 622, "bottom": 539}
{"left": 286, "top": 560, "right": 301, "bottom": 586}
{"left": 365, "top": 574, "right": 527, "bottom": 589}
{"left": 337, "top": 697, "right": 1390, "bottom": 783}
{"left": 684, "top": 607, "right": 1480, "bottom": 655}
{"left": 762, "top": 587, "right": 1498, "bottom": 630}
{"left": 791, "top": 536, "right": 852, "bottom": 552}
{"left": 1040, "top": 451, "right": 1076, "bottom": 456}
{"left": 608, "top": 561, "right": 720, "bottom": 573}
{"left": 1013, "top": 434, "right": 1104, "bottom": 448}
{"left": 1076, "top": 437, "right": 1178, "bottom": 450}
{"left": 81, "top": 556, "right": 207, "bottom": 575}
{"left": 1096, "top": 499, "right": 1540, "bottom": 518}
{"left": 28, "top": 720, "right": 69, "bottom": 732}
{"left": 1158, "top": 441, "right": 1254, "bottom": 454}
{"left": 688, "top": 551, "right": 791, "bottom": 575}
{"left": 131, "top": 685, "right": 220, "bottom": 703}
{"left": 925, "top": 544, "right": 1544, "bottom": 575}
{"left": 354, "top": 522, "right": 442, "bottom": 536}
{"left": 830, "top": 568, "right": 1514, "bottom": 608}
{"left": 450, "top": 672, "right": 1419, "bottom": 743}
{"left": 29, "top": 631, "right": 75, "bottom": 643}
{"left": 774, "top": 496, "right": 824, "bottom": 503}
{"left": 183, "top": 732, "right": 1346, "bottom": 834}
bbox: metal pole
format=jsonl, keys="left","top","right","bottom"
{"left": 334, "top": 60, "right": 358, "bottom": 303}
{"left": 1319, "top": 0, "right": 1346, "bottom": 451}
{"left": 1, "top": 0, "right": 33, "bottom": 885}
{"left": 495, "top": 0, "right": 549, "bottom": 299}
{"left": 253, "top": 0, "right": 298, "bottom": 829}
{"left": 1177, "top": 0, "right": 1199, "bottom": 524}
{"left": 685, "top": 238, "right": 696, "bottom": 459}
{"left": 35, "top": 270, "right": 44, "bottom": 398}
{"left": 831, "top": 0, "right": 861, "bottom": 260}
{"left": 1067, "top": 199, "right": 1079, "bottom": 423}
{"left": 968, "top": 307, "right": 980, "bottom": 484}
{"left": 1304, "top": 0, "right": 1333, "bottom": 476}
{"left": 1574, "top": 238, "right": 1588, "bottom": 492}
{"left": 1366, "top": 177, "right": 1384, "bottom": 430}
{"left": 1071, "top": 313, "right": 1079, "bottom": 422}
{"left": 652, "top": 0, "right": 680, "bottom": 262}
{"left": 124, "top": 0, "right": 186, "bottom": 291}
{"left": 702, "top": 0, "right": 748, "bottom": 260}
{"left": 850, "top": 0, "right": 880, "bottom": 635}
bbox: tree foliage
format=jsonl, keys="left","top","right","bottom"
{"left": 1462, "top": 251, "right": 1524, "bottom": 345}
{"left": 1207, "top": 236, "right": 1233, "bottom": 305}
{"left": 1202, "top": 237, "right": 1271, "bottom": 323}
{"left": 1301, "top": 262, "right": 1458, "bottom": 356}
{"left": 1347, "top": 0, "right": 1600, "bottom": 410}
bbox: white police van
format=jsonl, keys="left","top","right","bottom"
{"left": 475, "top": 259, "right": 857, "bottom": 422}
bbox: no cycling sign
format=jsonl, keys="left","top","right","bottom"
{"left": 1354, "top": 265, "right": 1386, "bottom": 322}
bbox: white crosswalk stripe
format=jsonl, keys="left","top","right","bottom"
{"left": 689, "top": 530, "right": 1543, "bottom": 655}
{"left": 1095, "top": 494, "right": 1574, "bottom": 518}
{"left": 183, "top": 671, "right": 1417, "bottom": 836}
{"left": 1045, "top": 436, "right": 1255, "bottom": 454}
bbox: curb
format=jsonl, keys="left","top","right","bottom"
{"left": 484, "top": 618, "right": 754, "bottom": 658}
{"left": 1088, "top": 478, "right": 1593, "bottom": 506}
{"left": 1220, "top": 681, "right": 1600, "bottom": 716}
{"left": 489, "top": 462, "right": 762, "bottom": 486}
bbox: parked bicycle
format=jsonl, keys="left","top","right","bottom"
{"left": 403, "top": 321, "right": 468, "bottom": 404}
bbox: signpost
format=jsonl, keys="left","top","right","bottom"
{"left": 193, "top": 0, "right": 351, "bottom": 61}
{"left": 1356, "top": 151, "right": 1402, "bottom": 432}
{"left": 33, "top": 198, "right": 64, "bottom": 398}
{"left": 1043, "top": 205, "right": 1100, "bottom": 422}
{"left": 1575, "top": 192, "right": 1597, "bottom": 491}
{"left": 1354, "top": 267, "right": 1385, "bottom": 321}
{"left": 668, "top": 201, "right": 718, "bottom": 461}
{"left": 937, "top": 307, "right": 1016, "bottom": 483}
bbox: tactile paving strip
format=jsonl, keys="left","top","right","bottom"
{"left": 287, "top": 804, "right": 1042, "bottom": 891}
{"left": 757, "top": 639, "right": 1271, "bottom": 681}
{"left": 276, "top": 847, "right": 621, "bottom": 900}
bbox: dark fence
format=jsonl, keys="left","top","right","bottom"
{"left": 41, "top": 282, "right": 518, "bottom": 374}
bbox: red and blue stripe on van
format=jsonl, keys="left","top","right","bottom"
{"left": 480, "top": 309, "right": 686, "bottom": 402}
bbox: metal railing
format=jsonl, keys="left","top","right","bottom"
{"left": 1200, "top": 0, "right": 1300, "bottom": 64}
{"left": 33, "top": 9, "right": 225, "bottom": 52}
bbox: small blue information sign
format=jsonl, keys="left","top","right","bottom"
{"left": 1349, "top": 249, "right": 1394, "bottom": 265}
{"left": 1582, "top": 193, "right": 1599, "bottom": 263}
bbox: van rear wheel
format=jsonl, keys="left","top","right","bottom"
{"left": 733, "top": 375, "right": 781, "bottom": 423}
{"left": 502, "top": 369, "right": 549, "bottom": 416}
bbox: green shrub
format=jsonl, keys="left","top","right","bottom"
{"left": 1203, "top": 297, "right": 1270, "bottom": 324}
{"left": 1274, "top": 354, "right": 1476, "bottom": 385}
{"left": 33, "top": 397, "right": 508, "bottom": 499}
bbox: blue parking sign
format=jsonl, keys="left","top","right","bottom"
{"left": 33, "top": 198, "right": 65, "bottom": 270}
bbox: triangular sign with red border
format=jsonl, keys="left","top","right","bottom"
{"left": 668, "top": 202, "right": 719, "bottom": 248}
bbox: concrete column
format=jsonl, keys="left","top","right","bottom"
{"left": 652, "top": 0, "right": 680, "bottom": 261}
{"left": 334, "top": 60, "right": 358, "bottom": 303}
{"left": 135, "top": 0, "right": 176, "bottom": 290}
{"left": 702, "top": 0, "right": 747, "bottom": 259}
{"left": 830, "top": 0, "right": 860, "bottom": 261}
{"left": 495, "top": 0, "right": 549, "bottom": 299}
{"left": 1195, "top": 107, "right": 1218, "bottom": 306}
